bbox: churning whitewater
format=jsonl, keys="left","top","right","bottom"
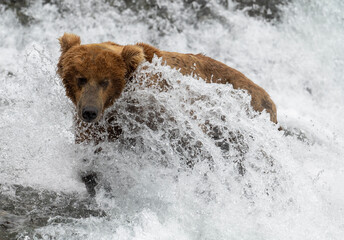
{"left": 0, "top": 0, "right": 343, "bottom": 239}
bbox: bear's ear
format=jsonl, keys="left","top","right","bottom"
{"left": 121, "top": 45, "right": 145, "bottom": 76}
{"left": 58, "top": 33, "right": 81, "bottom": 54}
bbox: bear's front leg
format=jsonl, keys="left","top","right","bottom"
{"left": 74, "top": 114, "right": 122, "bottom": 196}
{"left": 74, "top": 117, "right": 103, "bottom": 196}
{"left": 80, "top": 171, "right": 98, "bottom": 197}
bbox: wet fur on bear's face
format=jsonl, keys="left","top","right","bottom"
{"left": 57, "top": 33, "right": 144, "bottom": 123}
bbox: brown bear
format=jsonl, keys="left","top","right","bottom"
{"left": 57, "top": 33, "right": 277, "bottom": 144}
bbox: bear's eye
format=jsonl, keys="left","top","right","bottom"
{"left": 100, "top": 79, "right": 109, "bottom": 89}
{"left": 77, "top": 77, "right": 87, "bottom": 87}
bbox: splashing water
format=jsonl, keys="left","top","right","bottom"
{"left": 0, "top": 0, "right": 343, "bottom": 239}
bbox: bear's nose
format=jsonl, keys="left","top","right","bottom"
{"left": 82, "top": 106, "right": 98, "bottom": 122}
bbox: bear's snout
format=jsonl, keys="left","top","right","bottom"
{"left": 82, "top": 106, "right": 99, "bottom": 122}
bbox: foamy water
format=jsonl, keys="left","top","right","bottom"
{"left": 0, "top": 0, "right": 343, "bottom": 239}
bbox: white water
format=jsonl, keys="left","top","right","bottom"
{"left": 0, "top": 0, "right": 343, "bottom": 239}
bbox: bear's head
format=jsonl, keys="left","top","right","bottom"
{"left": 57, "top": 33, "right": 145, "bottom": 123}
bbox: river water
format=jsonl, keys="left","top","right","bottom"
{"left": 0, "top": 0, "right": 343, "bottom": 239}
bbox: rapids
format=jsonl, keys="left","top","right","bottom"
{"left": 0, "top": 0, "right": 343, "bottom": 239}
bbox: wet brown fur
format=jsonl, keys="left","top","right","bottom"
{"left": 57, "top": 33, "right": 277, "bottom": 144}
